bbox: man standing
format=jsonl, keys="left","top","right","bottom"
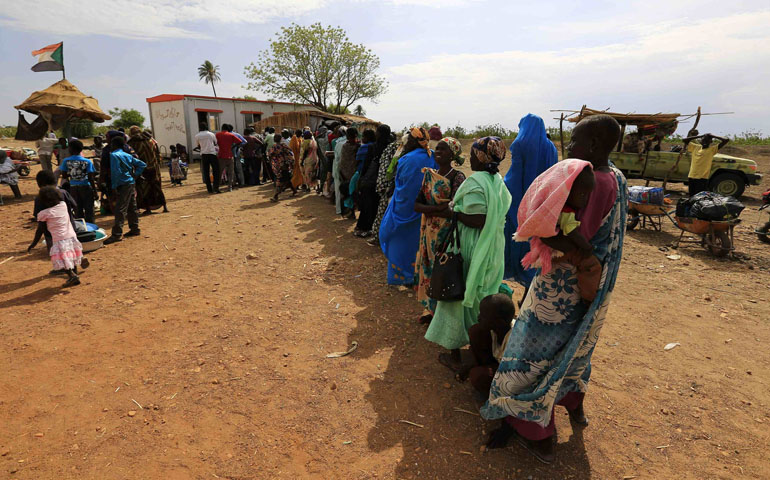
{"left": 262, "top": 127, "right": 276, "bottom": 184}
{"left": 226, "top": 124, "right": 247, "bottom": 188}
{"left": 683, "top": 133, "right": 729, "bottom": 196}
{"left": 242, "top": 128, "right": 264, "bottom": 185}
{"left": 36, "top": 133, "right": 57, "bottom": 172}
{"left": 103, "top": 136, "right": 146, "bottom": 245}
{"left": 195, "top": 122, "right": 220, "bottom": 194}
{"left": 215, "top": 124, "right": 244, "bottom": 192}
{"left": 59, "top": 139, "right": 97, "bottom": 223}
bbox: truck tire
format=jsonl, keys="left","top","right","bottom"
{"left": 710, "top": 172, "right": 745, "bottom": 198}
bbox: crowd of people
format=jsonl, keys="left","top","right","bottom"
{"left": 19, "top": 112, "right": 632, "bottom": 464}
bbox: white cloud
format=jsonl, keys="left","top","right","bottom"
{"left": 368, "top": 11, "right": 770, "bottom": 135}
{"left": 0, "top": 0, "right": 479, "bottom": 40}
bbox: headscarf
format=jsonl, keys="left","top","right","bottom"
{"left": 471, "top": 136, "right": 506, "bottom": 174}
{"left": 409, "top": 127, "right": 431, "bottom": 157}
{"left": 439, "top": 136, "right": 463, "bottom": 165}
{"left": 129, "top": 125, "right": 142, "bottom": 137}
{"left": 303, "top": 130, "right": 313, "bottom": 139}
{"left": 387, "top": 133, "right": 410, "bottom": 180}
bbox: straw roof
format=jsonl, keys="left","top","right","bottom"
{"left": 15, "top": 79, "right": 111, "bottom": 123}
{"left": 251, "top": 109, "right": 380, "bottom": 133}
{"left": 567, "top": 106, "right": 680, "bottom": 126}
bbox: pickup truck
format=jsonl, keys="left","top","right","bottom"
{"left": 610, "top": 150, "right": 762, "bottom": 197}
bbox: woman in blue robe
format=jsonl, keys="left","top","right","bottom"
{"left": 503, "top": 114, "right": 558, "bottom": 287}
{"left": 379, "top": 127, "right": 437, "bottom": 285}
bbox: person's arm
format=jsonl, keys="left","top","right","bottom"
{"left": 540, "top": 233, "right": 577, "bottom": 253}
{"left": 566, "top": 229, "right": 593, "bottom": 256}
{"left": 414, "top": 198, "right": 450, "bottom": 217}
{"left": 27, "top": 222, "right": 46, "bottom": 252}
{"left": 88, "top": 172, "right": 98, "bottom": 199}
{"left": 133, "top": 157, "right": 147, "bottom": 177}
{"left": 716, "top": 137, "right": 730, "bottom": 149}
{"left": 682, "top": 135, "right": 701, "bottom": 145}
{"left": 456, "top": 212, "right": 486, "bottom": 229}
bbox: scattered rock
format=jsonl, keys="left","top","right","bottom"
{"left": 246, "top": 253, "right": 258, "bottom": 260}
{"left": 33, "top": 433, "right": 44, "bottom": 438}
{"left": 443, "top": 383, "right": 451, "bottom": 389}
{"left": 330, "top": 383, "right": 337, "bottom": 391}
{"left": 127, "top": 411, "right": 137, "bottom": 417}
{"left": 212, "top": 379, "right": 220, "bottom": 385}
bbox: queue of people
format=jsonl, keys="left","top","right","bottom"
{"left": 20, "top": 113, "right": 629, "bottom": 465}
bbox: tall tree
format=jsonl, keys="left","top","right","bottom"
{"left": 198, "top": 60, "right": 221, "bottom": 97}
{"left": 244, "top": 23, "right": 387, "bottom": 112}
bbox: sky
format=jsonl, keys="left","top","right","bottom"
{"left": 1, "top": 0, "right": 769, "bottom": 136}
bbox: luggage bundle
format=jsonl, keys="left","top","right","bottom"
{"left": 628, "top": 186, "right": 665, "bottom": 205}
{"left": 676, "top": 191, "right": 744, "bottom": 221}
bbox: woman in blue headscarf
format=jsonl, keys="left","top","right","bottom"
{"left": 379, "top": 127, "right": 437, "bottom": 285}
{"left": 503, "top": 114, "right": 558, "bottom": 287}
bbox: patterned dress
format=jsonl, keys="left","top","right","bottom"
{"left": 415, "top": 168, "right": 466, "bottom": 316}
{"left": 371, "top": 141, "right": 400, "bottom": 238}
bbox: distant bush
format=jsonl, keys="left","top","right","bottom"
{"left": 729, "top": 130, "right": 770, "bottom": 145}
{"left": 0, "top": 126, "right": 17, "bottom": 138}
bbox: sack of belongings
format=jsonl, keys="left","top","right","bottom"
{"left": 676, "top": 191, "right": 744, "bottom": 221}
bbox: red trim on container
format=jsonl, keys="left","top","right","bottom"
{"left": 240, "top": 110, "right": 264, "bottom": 115}
{"left": 146, "top": 94, "right": 185, "bottom": 103}
{"left": 194, "top": 108, "right": 223, "bottom": 113}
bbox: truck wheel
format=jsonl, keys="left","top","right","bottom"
{"left": 18, "top": 165, "right": 30, "bottom": 177}
{"left": 710, "top": 172, "right": 745, "bottom": 197}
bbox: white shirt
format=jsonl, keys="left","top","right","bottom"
{"left": 195, "top": 130, "right": 218, "bottom": 155}
{"left": 37, "top": 137, "right": 57, "bottom": 155}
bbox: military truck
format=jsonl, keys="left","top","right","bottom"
{"left": 555, "top": 106, "right": 762, "bottom": 197}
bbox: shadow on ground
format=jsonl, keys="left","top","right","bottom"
{"left": 283, "top": 193, "right": 593, "bottom": 479}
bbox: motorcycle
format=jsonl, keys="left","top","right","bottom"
{"left": 757, "top": 189, "right": 770, "bottom": 244}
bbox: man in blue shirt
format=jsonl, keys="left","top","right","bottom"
{"left": 60, "top": 139, "right": 97, "bottom": 222}
{"left": 104, "top": 136, "right": 146, "bottom": 245}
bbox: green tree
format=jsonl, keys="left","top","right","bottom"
{"left": 108, "top": 108, "right": 145, "bottom": 129}
{"left": 353, "top": 105, "right": 366, "bottom": 116}
{"left": 244, "top": 23, "right": 387, "bottom": 112}
{"left": 198, "top": 60, "right": 221, "bottom": 97}
{"left": 241, "top": 95, "right": 257, "bottom": 100}
{"left": 327, "top": 104, "right": 350, "bottom": 114}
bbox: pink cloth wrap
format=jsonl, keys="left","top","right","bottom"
{"left": 514, "top": 159, "right": 593, "bottom": 275}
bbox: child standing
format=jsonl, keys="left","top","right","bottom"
{"left": 59, "top": 139, "right": 97, "bottom": 223}
{"left": 28, "top": 186, "right": 86, "bottom": 287}
{"left": 515, "top": 159, "right": 602, "bottom": 304}
{"left": 170, "top": 147, "right": 185, "bottom": 186}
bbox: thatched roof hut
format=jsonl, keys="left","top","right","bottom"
{"left": 251, "top": 109, "right": 380, "bottom": 133}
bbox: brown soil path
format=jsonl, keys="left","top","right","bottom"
{"left": 0, "top": 153, "right": 769, "bottom": 479}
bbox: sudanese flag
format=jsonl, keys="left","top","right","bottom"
{"left": 31, "top": 42, "right": 64, "bottom": 72}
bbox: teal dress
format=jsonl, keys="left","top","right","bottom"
{"left": 425, "top": 171, "right": 512, "bottom": 349}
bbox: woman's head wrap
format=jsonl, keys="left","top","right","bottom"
{"left": 409, "top": 127, "right": 431, "bottom": 157}
{"left": 129, "top": 126, "right": 142, "bottom": 137}
{"left": 439, "top": 137, "right": 463, "bottom": 165}
{"left": 471, "top": 136, "right": 506, "bottom": 174}
{"left": 303, "top": 130, "right": 313, "bottom": 139}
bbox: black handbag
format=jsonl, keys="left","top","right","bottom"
{"left": 427, "top": 214, "right": 465, "bottom": 301}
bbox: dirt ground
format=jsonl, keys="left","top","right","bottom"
{"left": 1, "top": 140, "right": 769, "bottom": 479}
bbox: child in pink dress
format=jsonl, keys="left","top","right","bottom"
{"left": 27, "top": 186, "right": 85, "bottom": 287}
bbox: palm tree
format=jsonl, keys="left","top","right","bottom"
{"left": 198, "top": 60, "right": 221, "bottom": 97}
{"left": 353, "top": 105, "right": 366, "bottom": 116}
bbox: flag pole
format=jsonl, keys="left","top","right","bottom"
{"left": 61, "top": 42, "right": 65, "bottom": 79}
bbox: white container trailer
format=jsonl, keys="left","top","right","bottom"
{"left": 146, "top": 94, "right": 316, "bottom": 159}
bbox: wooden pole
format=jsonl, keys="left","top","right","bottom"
{"left": 617, "top": 123, "right": 626, "bottom": 152}
{"left": 559, "top": 113, "right": 565, "bottom": 159}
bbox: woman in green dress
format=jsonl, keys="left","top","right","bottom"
{"left": 425, "top": 136, "right": 512, "bottom": 368}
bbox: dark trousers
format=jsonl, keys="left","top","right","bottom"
{"left": 355, "top": 187, "right": 379, "bottom": 232}
{"left": 112, "top": 183, "right": 139, "bottom": 237}
{"left": 688, "top": 177, "right": 709, "bottom": 197}
{"left": 244, "top": 156, "right": 259, "bottom": 185}
{"left": 70, "top": 185, "right": 95, "bottom": 223}
{"left": 201, "top": 154, "right": 220, "bottom": 192}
